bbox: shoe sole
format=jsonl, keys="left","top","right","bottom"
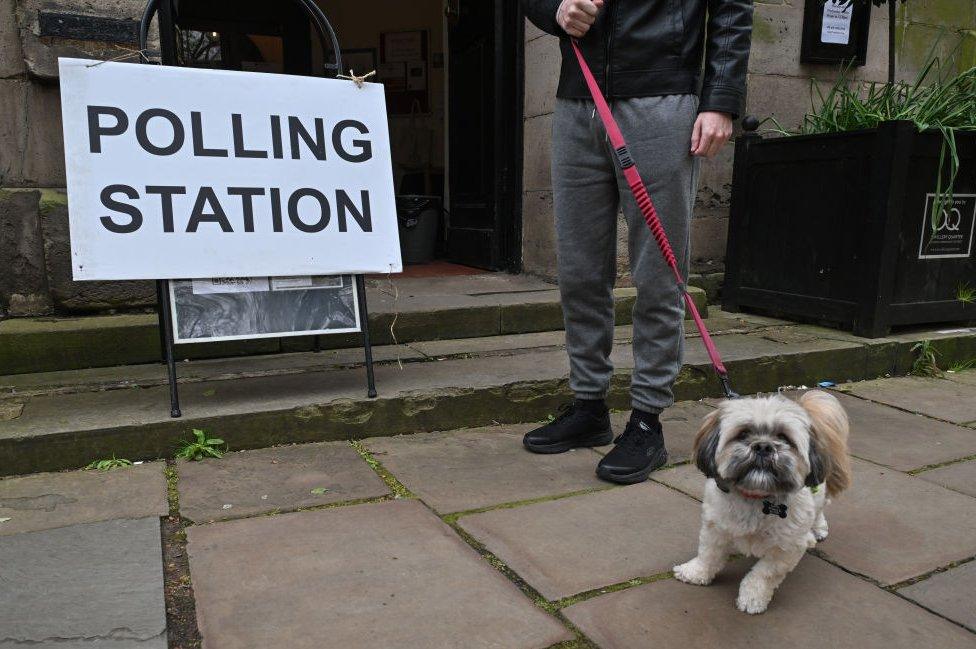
{"left": 596, "top": 448, "right": 669, "bottom": 485}
{"left": 523, "top": 430, "right": 614, "bottom": 454}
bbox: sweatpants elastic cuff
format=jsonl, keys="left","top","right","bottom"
{"left": 631, "top": 400, "right": 664, "bottom": 415}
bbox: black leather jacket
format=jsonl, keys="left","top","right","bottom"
{"left": 524, "top": 0, "right": 753, "bottom": 117}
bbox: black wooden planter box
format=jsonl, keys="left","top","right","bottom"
{"left": 724, "top": 120, "right": 976, "bottom": 338}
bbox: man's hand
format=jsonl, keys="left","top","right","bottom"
{"left": 556, "top": 0, "right": 604, "bottom": 38}
{"left": 691, "top": 111, "right": 733, "bottom": 158}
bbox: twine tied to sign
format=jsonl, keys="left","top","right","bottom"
{"left": 337, "top": 69, "right": 376, "bottom": 88}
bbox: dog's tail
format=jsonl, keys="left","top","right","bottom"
{"left": 800, "top": 390, "right": 852, "bottom": 496}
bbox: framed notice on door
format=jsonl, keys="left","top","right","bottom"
{"left": 169, "top": 275, "right": 360, "bottom": 343}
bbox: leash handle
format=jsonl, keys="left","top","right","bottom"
{"left": 570, "top": 40, "right": 737, "bottom": 399}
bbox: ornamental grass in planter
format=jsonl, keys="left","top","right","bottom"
{"left": 724, "top": 58, "right": 976, "bottom": 337}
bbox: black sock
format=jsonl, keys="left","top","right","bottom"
{"left": 574, "top": 398, "right": 608, "bottom": 416}
{"left": 630, "top": 408, "right": 663, "bottom": 438}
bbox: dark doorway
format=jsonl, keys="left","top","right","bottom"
{"left": 446, "top": 0, "right": 523, "bottom": 271}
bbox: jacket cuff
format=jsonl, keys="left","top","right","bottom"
{"left": 525, "top": 0, "right": 564, "bottom": 37}
{"left": 699, "top": 85, "right": 745, "bottom": 120}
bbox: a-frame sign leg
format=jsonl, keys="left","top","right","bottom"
{"left": 159, "top": 279, "right": 182, "bottom": 418}
{"left": 155, "top": 279, "right": 169, "bottom": 363}
{"left": 355, "top": 275, "right": 378, "bottom": 399}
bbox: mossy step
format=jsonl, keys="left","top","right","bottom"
{"left": 1, "top": 318, "right": 973, "bottom": 477}
{"left": 0, "top": 286, "right": 707, "bottom": 375}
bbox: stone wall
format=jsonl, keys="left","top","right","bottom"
{"left": 0, "top": 0, "right": 157, "bottom": 316}
{"left": 521, "top": 0, "right": 976, "bottom": 282}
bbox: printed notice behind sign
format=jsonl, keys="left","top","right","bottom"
{"left": 58, "top": 58, "right": 402, "bottom": 281}
{"left": 821, "top": 0, "right": 853, "bottom": 45}
{"left": 171, "top": 275, "right": 358, "bottom": 343}
{"left": 918, "top": 194, "right": 976, "bottom": 260}
{"left": 191, "top": 277, "right": 270, "bottom": 295}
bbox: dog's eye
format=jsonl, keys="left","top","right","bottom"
{"left": 777, "top": 433, "right": 795, "bottom": 448}
{"left": 735, "top": 428, "right": 751, "bottom": 441}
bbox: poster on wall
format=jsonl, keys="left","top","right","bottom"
{"left": 169, "top": 275, "right": 359, "bottom": 343}
{"left": 820, "top": 0, "right": 853, "bottom": 45}
{"left": 799, "top": 0, "right": 870, "bottom": 65}
{"left": 381, "top": 30, "right": 428, "bottom": 114}
{"left": 58, "top": 58, "right": 402, "bottom": 281}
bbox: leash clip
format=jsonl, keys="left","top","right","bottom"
{"left": 719, "top": 373, "right": 740, "bottom": 400}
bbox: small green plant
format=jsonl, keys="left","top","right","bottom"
{"left": 957, "top": 282, "right": 975, "bottom": 305}
{"left": 770, "top": 37, "right": 975, "bottom": 227}
{"left": 85, "top": 456, "right": 133, "bottom": 471}
{"left": 910, "top": 340, "right": 942, "bottom": 377}
{"left": 175, "top": 429, "right": 226, "bottom": 461}
{"left": 947, "top": 359, "right": 976, "bottom": 373}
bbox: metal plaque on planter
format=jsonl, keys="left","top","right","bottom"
{"left": 918, "top": 194, "right": 976, "bottom": 260}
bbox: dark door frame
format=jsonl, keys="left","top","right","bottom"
{"left": 495, "top": 2, "right": 525, "bottom": 273}
{"left": 446, "top": 0, "right": 524, "bottom": 273}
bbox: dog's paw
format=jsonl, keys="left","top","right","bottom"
{"left": 736, "top": 579, "right": 773, "bottom": 614}
{"left": 813, "top": 515, "right": 829, "bottom": 542}
{"left": 673, "top": 559, "right": 714, "bottom": 586}
{"left": 735, "top": 590, "right": 771, "bottom": 615}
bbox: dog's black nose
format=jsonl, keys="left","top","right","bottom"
{"left": 753, "top": 442, "right": 774, "bottom": 456}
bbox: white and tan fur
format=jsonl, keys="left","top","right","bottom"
{"left": 673, "top": 390, "right": 851, "bottom": 614}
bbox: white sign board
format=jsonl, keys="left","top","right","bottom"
{"left": 58, "top": 58, "right": 402, "bottom": 280}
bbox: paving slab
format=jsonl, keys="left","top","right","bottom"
{"left": 818, "top": 459, "right": 976, "bottom": 586}
{"left": 917, "top": 460, "right": 976, "bottom": 497}
{"left": 187, "top": 499, "right": 571, "bottom": 649}
{"left": 843, "top": 376, "right": 976, "bottom": 425}
{"left": 564, "top": 557, "right": 976, "bottom": 649}
{"left": 899, "top": 561, "right": 976, "bottom": 632}
{"left": 944, "top": 369, "right": 976, "bottom": 388}
{"left": 458, "top": 481, "right": 702, "bottom": 600}
{"left": 652, "top": 463, "right": 707, "bottom": 501}
{"left": 0, "top": 517, "right": 167, "bottom": 648}
{"left": 364, "top": 425, "right": 606, "bottom": 514}
{"left": 0, "top": 462, "right": 168, "bottom": 536}
{"left": 177, "top": 442, "right": 389, "bottom": 523}
{"left": 830, "top": 392, "right": 976, "bottom": 471}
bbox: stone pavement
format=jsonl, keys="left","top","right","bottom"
{"left": 2, "top": 372, "right": 976, "bottom": 648}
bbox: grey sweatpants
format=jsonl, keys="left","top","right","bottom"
{"left": 552, "top": 96, "right": 700, "bottom": 414}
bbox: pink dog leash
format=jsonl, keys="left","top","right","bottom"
{"left": 571, "top": 39, "right": 738, "bottom": 399}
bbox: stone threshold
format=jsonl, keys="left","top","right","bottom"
{"left": 1, "top": 311, "right": 974, "bottom": 476}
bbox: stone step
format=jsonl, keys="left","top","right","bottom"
{"left": 2, "top": 311, "right": 974, "bottom": 477}
{"left": 0, "top": 275, "right": 708, "bottom": 375}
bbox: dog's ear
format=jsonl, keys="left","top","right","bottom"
{"left": 805, "top": 437, "right": 826, "bottom": 488}
{"left": 799, "top": 390, "right": 852, "bottom": 495}
{"left": 693, "top": 409, "right": 722, "bottom": 479}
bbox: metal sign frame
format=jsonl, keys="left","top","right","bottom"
{"left": 139, "top": 0, "right": 377, "bottom": 418}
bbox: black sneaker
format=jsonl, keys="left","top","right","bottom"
{"left": 523, "top": 400, "right": 613, "bottom": 454}
{"left": 596, "top": 414, "right": 669, "bottom": 484}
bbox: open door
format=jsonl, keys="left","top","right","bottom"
{"left": 446, "top": 0, "right": 523, "bottom": 271}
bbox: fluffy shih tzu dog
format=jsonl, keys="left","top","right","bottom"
{"left": 673, "top": 390, "right": 851, "bottom": 614}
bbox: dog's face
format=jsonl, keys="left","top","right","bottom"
{"left": 693, "top": 392, "right": 846, "bottom": 497}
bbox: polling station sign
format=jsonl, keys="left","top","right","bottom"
{"left": 58, "top": 58, "right": 402, "bottom": 280}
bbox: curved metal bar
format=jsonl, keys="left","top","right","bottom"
{"left": 138, "top": 0, "right": 342, "bottom": 76}
{"left": 139, "top": 0, "right": 159, "bottom": 59}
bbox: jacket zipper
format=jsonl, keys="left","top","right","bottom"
{"left": 604, "top": 0, "right": 614, "bottom": 96}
